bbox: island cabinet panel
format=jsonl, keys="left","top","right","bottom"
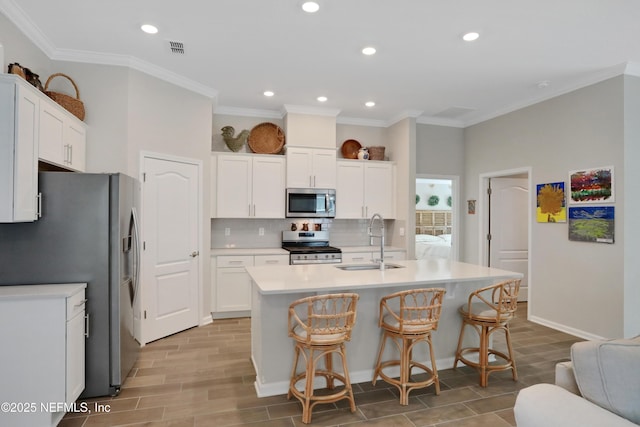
{"left": 212, "top": 153, "right": 285, "bottom": 218}
{"left": 0, "top": 283, "right": 86, "bottom": 427}
{"left": 336, "top": 160, "right": 395, "bottom": 219}
{"left": 286, "top": 147, "right": 336, "bottom": 189}
{"left": 246, "top": 260, "right": 522, "bottom": 397}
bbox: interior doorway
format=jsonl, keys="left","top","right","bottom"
{"left": 479, "top": 168, "right": 531, "bottom": 303}
{"left": 415, "top": 174, "right": 459, "bottom": 261}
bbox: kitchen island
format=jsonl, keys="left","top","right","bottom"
{"left": 246, "top": 258, "right": 522, "bottom": 397}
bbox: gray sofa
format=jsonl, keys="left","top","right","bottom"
{"left": 514, "top": 336, "right": 640, "bottom": 427}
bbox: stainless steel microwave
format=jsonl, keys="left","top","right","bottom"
{"left": 286, "top": 188, "right": 336, "bottom": 218}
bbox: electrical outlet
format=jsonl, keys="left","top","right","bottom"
{"left": 224, "top": 227, "right": 230, "bottom": 236}
{"left": 399, "top": 227, "right": 405, "bottom": 236}
{"left": 259, "top": 227, "right": 265, "bottom": 236}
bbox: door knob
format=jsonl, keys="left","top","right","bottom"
{"left": 190, "top": 251, "right": 200, "bottom": 258}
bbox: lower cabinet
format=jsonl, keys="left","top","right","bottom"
{"left": 342, "top": 250, "right": 406, "bottom": 264}
{"left": 0, "top": 283, "right": 87, "bottom": 427}
{"left": 212, "top": 254, "right": 289, "bottom": 318}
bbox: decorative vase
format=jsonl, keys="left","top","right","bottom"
{"left": 357, "top": 148, "right": 369, "bottom": 160}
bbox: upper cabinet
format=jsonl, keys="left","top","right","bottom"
{"left": 38, "top": 93, "right": 87, "bottom": 172}
{"left": 286, "top": 147, "right": 336, "bottom": 188}
{"left": 212, "top": 153, "right": 285, "bottom": 218}
{"left": 0, "top": 75, "right": 40, "bottom": 222}
{"left": 336, "top": 160, "right": 396, "bottom": 219}
{"left": 0, "top": 75, "right": 88, "bottom": 223}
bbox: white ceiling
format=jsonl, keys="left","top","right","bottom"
{"left": 3, "top": 0, "right": 640, "bottom": 127}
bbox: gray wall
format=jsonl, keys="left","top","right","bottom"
{"left": 464, "top": 77, "right": 627, "bottom": 339}
{"left": 623, "top": 75, "right": 640, "bottom": 337}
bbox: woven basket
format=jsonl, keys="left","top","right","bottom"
{"left": 44, "top": 73, "right": 85, "bottom": 121}
{"left": 247, "top": 122, "right": 285, "bottom": 154}
{"left": 368, "top": 146, "right": 385, "bottom": 160}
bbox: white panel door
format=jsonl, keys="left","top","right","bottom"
{"left": 142, "top": 156, "right": 200, "bottom": 343}
{"left": 489, "top": 178, "right": 529, "bottom": 301}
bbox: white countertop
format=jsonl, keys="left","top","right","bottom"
{"left": 246, "top": 259, "right": 521, "bottom": 295}
{"left": 0, "top": 283, "right": 86, "bottom": 299}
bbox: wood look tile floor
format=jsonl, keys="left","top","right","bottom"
{"left": 61, "top": 303, "right": 582, "bottom": 427}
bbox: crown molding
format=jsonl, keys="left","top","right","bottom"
{"left": 463, "top": 61, "right": 639, "bottom": 127}
{"left": 416, "top": 116, "right": 465, "bottom": 128}
{"left": 282, "top": 104, "right": 341, "bottom": 117}
{"left": 336, "top": 116, "right": 388, "bottom": 127}
{"left": 214, "top": 106, "right": 283, "bottom": 119}
{"left": 0, "top": 0, "right": 55, "bottom": 56}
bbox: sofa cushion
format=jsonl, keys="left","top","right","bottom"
{"left": 571, "top": 336, "right": 640, "bottom": 424}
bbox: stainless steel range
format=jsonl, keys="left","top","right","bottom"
{"left": 282, "top": 230, "right": 342, "bottom": 265}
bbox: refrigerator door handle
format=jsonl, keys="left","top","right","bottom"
{"left": 131, "top": 207, "right": 141, "bottom": 305}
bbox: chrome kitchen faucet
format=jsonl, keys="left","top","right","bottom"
{"left": 368, "top": 213, "right": 385, "bottom": 270}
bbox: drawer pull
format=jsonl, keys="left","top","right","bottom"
{"left": 265, "top": 260, "right": 279, "bottom": 264}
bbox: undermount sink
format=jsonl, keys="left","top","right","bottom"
{"left": 335, "top": 263, "right": 405, "bottom": 271}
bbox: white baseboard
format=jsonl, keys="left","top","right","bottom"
{"left": 528, "top": 315, "right": 606, "bottom": 341}
{"left": 253, "top": 356, "right": 458, "bottom": 398}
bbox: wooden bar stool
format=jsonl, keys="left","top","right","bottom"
{"left": 453, "top": 279, "right": 521, "bottom": 387}
{"left": 372, "top": 288, "right": 446, "bottom": 405}
{"left": 287, "top": 293, "right": 359, "bottom": 424}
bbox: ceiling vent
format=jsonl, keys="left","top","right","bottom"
{"left": 168, "top": 41, "right": 185, "bottom": 54}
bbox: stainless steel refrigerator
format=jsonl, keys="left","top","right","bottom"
{"left": 0, "top": 172, "right": 141, "bottom": 398}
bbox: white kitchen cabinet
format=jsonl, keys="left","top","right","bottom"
{"left": 286, "top": 147, "right": 336, "bottom": 188}
{"left": 39, "top": 99, "right": 87, "bottom": 172}
{"left": 0, "top": 283, "right": 86, "bottom": 427}
{"left": 0, "top": 75, "right": 39, "bottom": 222}
{"left": 342, "top": 251, "right": 372, "bottom": 264}
{"left": 212, "top": 253, "right": 289, "bottom": 318}
{"left": 254, "top": 254, "right": 289, "bottom": 266}
{"left": 212, "top": 153, "right": 285, "bottom": 218}
{"left": 342, "top": 250, "right": 406, "bottom": 264}
{"left": 336, "top": 160, "right": 395, "bottom": 219}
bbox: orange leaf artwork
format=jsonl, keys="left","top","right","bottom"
{"left": 536, "top": 182, "right": 566, "bottom": 223}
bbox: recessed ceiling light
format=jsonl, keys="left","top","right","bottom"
{"left": 263, "top": 91, "right": 275, "bottom": 97}
{"left": 462, "top": 32, "right": 479, "bottom": 41}
{"left": 317, "top": 96, "right": 328, "bottom": 102}
{"left": 362, "top": 46, "right": 377, "bottom": 56}
{"left": 365, "top": 101, "right": 376, "bottom": 108}
{"left": 141, "top": 24, "right": 158, "bottom": 34}
{"left": 302, "top": 2, "right": 320, "bottom": 13}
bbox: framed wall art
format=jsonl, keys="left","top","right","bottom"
{"left": 568, "top": 206, "right": 614, "bottom": 243}
{"left": 569, "top": 166, "right": 614, "bottom": 204}
{"left": 536, "top": 182, "right": 566, "bottom": 223}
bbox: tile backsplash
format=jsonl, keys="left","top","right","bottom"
{"left": 211, "top": 218, "right": 395, "bottom": 249}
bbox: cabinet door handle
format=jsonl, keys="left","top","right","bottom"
{"left": 84, "top": 313, "right": 90, "bottom": 338}
{"left": 189, "top": 251, "right": 200, "bottom": 258}
{"left": 36, "top": 193, "right": 42, "bottom": 218}
{"left": 75, "top": 298, "right": 88, "bottom": 308}
{"left": 69, "top": 144, "right": 73, "bottom": 164}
